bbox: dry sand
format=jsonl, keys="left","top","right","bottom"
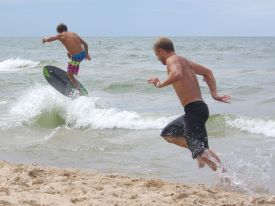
{"left": 0, "top": 160, "right": 274, "bottom": 206}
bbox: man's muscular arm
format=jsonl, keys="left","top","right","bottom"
{"left": 148, "top": 62, "right": 182, "bottom": 88}
{"left": 191, "top": 61, "right": 231, "bottom": 103}
{"left": 42, "top": 34, "right": 61, "bottom": 44}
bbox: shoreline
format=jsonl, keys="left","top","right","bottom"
{"left": 0, "top": 161, "right": 274, "bottom": 206}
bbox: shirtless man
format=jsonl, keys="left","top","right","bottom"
{"left": 42, "top": 23, "right": 91, "bottom": 89}
{"left": 148, "top": 37, "right": 230, "bottom": 172}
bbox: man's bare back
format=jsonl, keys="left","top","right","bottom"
{"left": 166, "top": 55, "right": 203, "bottom": 106}
{"left": 58, "top": 32, "right": 84, "bottom": 55}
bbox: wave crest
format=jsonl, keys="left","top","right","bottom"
{"left": 0, "top": 58, "right": 40, "bottom": 72}
{"left": 7, "top": 85, "right": 173, "bottom": 130}
{"left": 225, "top": 115, "right": 275, "bottom": 137}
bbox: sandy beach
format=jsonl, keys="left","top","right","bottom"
{"left": 0, "top": 161, "right": 274, "bottom": 206}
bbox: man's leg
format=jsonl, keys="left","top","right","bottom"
{"left": 164, "top": 136, "right": 206, "bottom": 168}
{"left": 161, "top": 116, "right": 210, "bottom": 169}
{"left": 67, "top": 72, "right": 80, "bottom": 90}
{"left": 197, "top": 149, "right": 224, "bottom": 172}
{"left": 197, "top": 158, "right": 206, "bottom": 168}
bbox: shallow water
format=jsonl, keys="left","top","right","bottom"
{"left": 0, "top": 37, "right": 275, "bottom": 193}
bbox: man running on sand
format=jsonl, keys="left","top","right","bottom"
{"left": 42, "top": 23, "right": 91, "bottom": 90}
{"left": 148, "top": 37, "right": 231, "bottom": 172}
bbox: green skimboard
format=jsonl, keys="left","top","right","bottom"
{"left": 43, "top": 65, "right": 88, "bottom": 98}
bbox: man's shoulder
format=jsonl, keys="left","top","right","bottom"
{"left": 177, "top": 55, "right": 189, "bottom": 61}
{"left": 168, "top": 55, "right": 193, "bottom": 72}
{"left": 168, "top": 55, "right": 188, "bottom": 64}
{"left": 63, "top": 31, "right": 78, "bottom": 37}
{"left": 166, "top": 56, "right": 181, "bottom": 70}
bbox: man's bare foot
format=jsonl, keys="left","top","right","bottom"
{"left": 219, "top": 167, "right": 231, "bottom": 184}
{"left": 197, "top": 158, "right": 206, "bottom": 168}
{"left": 220, "top": 175, "right": 231, "bottom": 184}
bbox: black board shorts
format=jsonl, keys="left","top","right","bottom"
{"left": 161, "top": 101, "right": 209, "bottom": 159}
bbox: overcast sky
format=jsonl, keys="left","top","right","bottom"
{"left": 0, "top": 0, "right": 275, "bottom": 37}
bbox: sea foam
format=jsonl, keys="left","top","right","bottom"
{"left": 0, "top": 58, "right": 40, "bottom": 72}
{"left": 8, "top": 84, "right": 173, "bottom": 130}
{"left": 225, "top": 115, "right": 275, "bottom": 138}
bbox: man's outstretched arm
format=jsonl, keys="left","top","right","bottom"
{"left": 191, "top": 61, "right": 231, "bottom": 103}
{"left": 42, "top": 34, "right": 61, "bottom": 44}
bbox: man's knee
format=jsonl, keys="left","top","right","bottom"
{"left": 160, "top": 128, "right": 168, "bottom": 138}
{"left": 163, "top": 136, "right": 174, "bottom": 143}
{"left": 161, "top": 125, "right": 184, "bottom": 138}
{"left": 160, "top": 127, "right": 175, "bottom": 143}
{"left": 162, "top": 136, "right": 188, "bottom": 148}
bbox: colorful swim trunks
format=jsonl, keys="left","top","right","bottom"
{"left": 67, "top": 50, "right": 86, "bottom": 75}
{"left": 160, "top": 101, "right": 209, "bottom": 159}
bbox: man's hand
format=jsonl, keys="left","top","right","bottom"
{"left": 41, "top": 35, "right": 59, "bottom": 44}
{"left": 42, "top": 38, "right": 47, "bottom": 44}
{"left": 67, "top": 53, "right": 72, "bottom": 59}
{"left": 86, "top": 53, "right": 91, "bottom": 61}
{"left": 213, "top": 94, "right": 231, "bottom": 103}
{"left": 148, "top": 77, "right": 161, "bottom": 88}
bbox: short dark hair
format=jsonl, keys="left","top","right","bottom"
{"left": 154, "top": 37, "right": 175, "bottom": 52}
{"left": 56, "top": 23, "right": 68, "bottom": 33}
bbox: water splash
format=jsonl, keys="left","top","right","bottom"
{"left": 215, "top": 151, "right": 273, "bottom": 193}
{"left": 7, "top": 84, "right": 173, "bottom": 130}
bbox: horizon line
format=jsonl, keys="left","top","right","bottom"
{"left": 0, "top": 35, "right": 275, "bottom": 38}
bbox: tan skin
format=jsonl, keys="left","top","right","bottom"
{"left": 148, "top": 48, "right": 231, "bottom": 172}
{"left": 42, "top": 32, "right": 91, "bottom": 89}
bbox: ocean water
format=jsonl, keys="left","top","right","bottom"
{"left": 0, "top": 37, "right": 275, "bottom": 194}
